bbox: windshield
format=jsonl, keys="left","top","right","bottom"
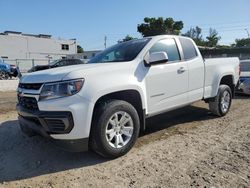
{"left": 240, "top": 61, "right": 250, "bottom": 72}
{"left": 88, "top": 38, "right": 151, "bottom": 64}
{"left": 49, "top": 60, "right": 60, "bottom": 66}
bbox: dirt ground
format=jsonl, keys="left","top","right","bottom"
{"left": 0, "top": 91, "right": 17, "bottom": 114}
{"left": 0, "top": 92, "right": 249, "bottom": 188}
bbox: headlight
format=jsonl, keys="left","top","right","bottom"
{"left": 39, "top": 79, "right": 84, "bottom": 101}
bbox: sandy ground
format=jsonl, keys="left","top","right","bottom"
{"left": 0, "top": 92, "right": 249, "bottom": 188}
{"left": 0, "top": 92, "right": 17, "bottom": 114}
{"left": 0, "top": 80, "right": 19, "bottom": 92}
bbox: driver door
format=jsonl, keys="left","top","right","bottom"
{"left": 145, "top": 38, "right": 189, "bottom": 115}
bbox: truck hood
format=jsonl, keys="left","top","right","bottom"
{"left": 20, "top": 63, "right": 132, "bottom": 83}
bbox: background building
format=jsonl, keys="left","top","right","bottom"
{"left": 67, "top": 50, "right": 102, "bottom": 60}
{"left": 0, "top": 31, "right": 77, "bottom": 59}
{"left": 0, "top": 31, "right": 77, "bottom": 71}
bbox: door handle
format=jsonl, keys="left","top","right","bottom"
{"left": 177, "top": 67, "right": 186, "bottom": 74}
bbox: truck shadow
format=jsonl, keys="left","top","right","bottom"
{"left": 135, "top": 104, "right": 217, "bottom": 148}
{"left": 0, "top": 105, "right": 216, "bottom": 183}
{"left": 0, "top": 120, "right": 106, "bottom": 183}
{"left": 234, "top": 94, "right": 250, "bottom": 99}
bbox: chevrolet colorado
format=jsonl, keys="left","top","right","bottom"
{"left": 17, "top": 35, "right": 240, "bottom": 158}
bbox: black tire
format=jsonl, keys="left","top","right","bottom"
{"left": 0, "top": 71, "right": 6, "bottom": 80}
{"left": 90, "top": 100, "right": 140, "bottom": 158}
{"left": 209, "top": 84, "right": 232, "bottom": 117}
{"left": 20, "top": 123, "right": 37, "bottom": 137}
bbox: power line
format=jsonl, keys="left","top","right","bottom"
{"left": 200, "top": 25, "right": 250, "bottom": 32}
{"left": 202, "top": 27, "right": 250, "bottom": 33}
{"left": 185, "top": 20, "right": 250, "bottom": 28}
{"left": 104, "top": 35, "right": 107, "bottom": 49}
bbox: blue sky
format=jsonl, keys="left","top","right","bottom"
{"left": 0, "top": 0, "right": 250, "bottom": 50}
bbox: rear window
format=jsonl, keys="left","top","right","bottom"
{"left": 179, "top": 38, "right": 198, "bottom": 60}
{"left": 240, "top": 61, "right": 250, "bottom": 72}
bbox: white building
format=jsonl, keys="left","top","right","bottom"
{"left": 0, "top": 31, "right": 77, "bottom": 60}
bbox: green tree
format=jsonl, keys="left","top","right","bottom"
{"left": 137, "top": 17, "right": 184, "bottom": 37}
{"left": 206, "top": 28, "right": 221, "bottom": 47}
{"left": 77, "top": 45, "right": 84, "bottom": 53}
{"left": 184, "top": 26, "right": 205, "bottom": 46}
{"left": 234, "top": 38, "right": 250, "bottom": 47}
{"left": 118, "top": 35, "right": 135, "bottom": 43}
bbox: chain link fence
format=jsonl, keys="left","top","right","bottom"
{"left": 3, "top": 59, "right": 54, "bottom": 73}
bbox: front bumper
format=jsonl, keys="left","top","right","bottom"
{"left": 17, "top": 104, "right": 74, "bottom": 134}
{"left": 17, "top": 104, "right": 89, "bottom": 152}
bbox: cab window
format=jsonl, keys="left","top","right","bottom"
{"left": 149, "top": 38, "right": 180, "bottom": 62}
{"left": 179, "top": 38, "right": 198, "bottom": 60}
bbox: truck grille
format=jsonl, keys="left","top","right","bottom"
{"left": 18, "top": 96, "right": 39, "bottom": 110}
{"left": 18, "top": 83, "right": 43, "bottom": 90}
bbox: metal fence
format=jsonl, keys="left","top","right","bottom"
{"left": 200, "top": 47, "right": 250, "bottom": 60}
{"left": 203, "top": 53, "right": 250, "bottom": 60}
{"left": 3, "top": 59, "right": 53, "bottom": 72}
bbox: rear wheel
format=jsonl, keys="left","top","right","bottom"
{"left": 90, "top": 100, "right": 140, "bottom": 158}
{"left": 209, "top": 85, "right": 232, "bottom": 116}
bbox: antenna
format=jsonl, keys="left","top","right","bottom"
{"left": 244, "top": 28, "right": 250, "bottom": 38}
{"left": 104, "top": 35, "right": 107, "bottom": 49}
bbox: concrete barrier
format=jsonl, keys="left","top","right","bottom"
{"left": 0, "top": 80, "right": 19, "bottom": 91}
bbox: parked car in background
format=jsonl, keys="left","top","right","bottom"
{"left": 236, "top": 59, "right": 250, "bottom": 94}
{"left": 0, "top": 59, "right": 18, "bottom": 79}
{"left": 28, "top": 59, "right": 84, "bottom": 72}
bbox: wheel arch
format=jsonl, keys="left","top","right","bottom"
{"left": 219, "top": 74, "right": 235, "bottom": 97}
{"left": 91, "top": 89, "right": 146, "bottom": 133}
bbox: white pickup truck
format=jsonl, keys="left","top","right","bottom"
{"left": 17, "top": 35, "right": 240, "bottom": 158}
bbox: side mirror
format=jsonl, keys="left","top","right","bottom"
{"left": 147, "top": 52, "right": 168, "bottom": 65}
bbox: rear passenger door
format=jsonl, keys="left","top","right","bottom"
{"left": 179, "top": 38, "right": 205, "bottom": 103}
{"left": 145, "top": 38, "right": 189, "bottom": 115}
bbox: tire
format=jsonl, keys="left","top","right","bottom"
{"left": 90, "top": 100, "right": 140, "bottom": 158}
{"left": 0, "top": 71, "right": 10, "bottom": 80}
{"left": 209, "top": 84, "right": 232, "bottom": 117}
{"left": 0, "top": 71, "right": 5, "bottom": 80}
{"left": 20, "top": 123, "right": 37, "bottom": 137}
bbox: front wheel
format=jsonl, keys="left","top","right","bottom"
{"left": 209, "top": 85, "right": 232, "bottom": 116}
{"left": 90, "top": 100, "right": 140, "bottom": 158}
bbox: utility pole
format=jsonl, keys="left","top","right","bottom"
{"left": 104, "top": 35, "right": 107, "bottom": 49}
{"left": 245, "top": 28, "right": 250, "bottom": 38}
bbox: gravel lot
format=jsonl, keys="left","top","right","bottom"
{"left": 0, "top": 92, "right": 249, "bottom": 188}
{"left": 0, "top": 80, "right": 19, "bottom": 92}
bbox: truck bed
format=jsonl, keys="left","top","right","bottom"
{"left": 203, "top": 57, "right": 240, "bottom": 99}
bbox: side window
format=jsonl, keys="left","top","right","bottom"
{"left": 61, "top": 44, "right": 69, "bottom": 50}
{"left": 149, "top": 38, "right": 180, "bottom": 62}
{"left": 58, "top": 60, "right": 66, "bottom": 66}
{"left": 179, "top": 38, "right": 198, "bottom": 60}
{"left": 74, "top": 60, "right": 82, "bottom": 64}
